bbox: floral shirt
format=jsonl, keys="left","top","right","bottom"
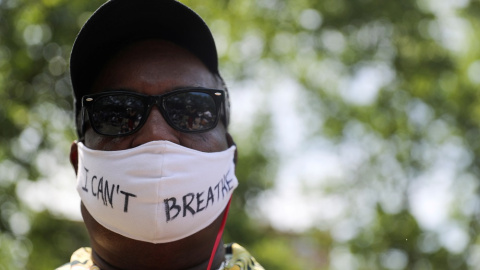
{"left": 56, "top": 243, "right": 264, "bottom": 270}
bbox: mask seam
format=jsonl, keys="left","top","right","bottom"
{"left": 155, "top": 142, "right": 166, "bottom": 240}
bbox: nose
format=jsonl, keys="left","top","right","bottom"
{"left": 131, "top": 106, "right": 180, "bottom": 147}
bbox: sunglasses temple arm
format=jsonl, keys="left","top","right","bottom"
{"left": 223, "top": 98, "right": 229, "bottom": 128}
{"left": 79, "top": 106, "right": 87, "bottom": 141}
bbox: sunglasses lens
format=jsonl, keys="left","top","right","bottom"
{"left": 91, "top": 95, "right": 146, "bottom": 136}
{"left": 86, "top": 90, "right": 221, "bottom": 136}
{"left": 164, "top": 92, "right": 218, "bottom": 131}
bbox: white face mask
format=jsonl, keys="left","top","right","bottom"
{"left": 76, "top": 140, "right": 238, "bottom": 244}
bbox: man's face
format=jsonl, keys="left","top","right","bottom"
{"left": 73, "top": 40, "right": 231, "bottom": 267}
{"left": 84, "top": 39, "right": 229, "bottom": 152}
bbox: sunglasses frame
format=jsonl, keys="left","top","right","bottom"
{"left": 80, "top": 87, "right": 226, "bottom": 138}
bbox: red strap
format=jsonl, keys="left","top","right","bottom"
{"left": 207, "top": 196, "right": 232, "bottom": 270}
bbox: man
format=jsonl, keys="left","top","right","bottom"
{"left": 58, "top": 0, "right": 264, "bottom": 269}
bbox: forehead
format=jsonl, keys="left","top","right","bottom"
{"left": 91, "top": 39, "right": 219, "bottom": 95}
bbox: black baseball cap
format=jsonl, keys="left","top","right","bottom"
{"left": 70, "top": 0, "right": 224, "bottom": 136}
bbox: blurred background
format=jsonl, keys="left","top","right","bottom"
{"left": 1, "top": 0, "right": 480, "bottom": 269}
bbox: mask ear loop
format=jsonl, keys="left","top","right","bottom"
{"left": 207, "top": 195, "right": 232, "bottom": 270}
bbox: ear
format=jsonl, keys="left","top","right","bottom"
{"left": 70, "top": 142, "right": 79, "bottom": 175}
{"left": 226, "top": 133, "right": 237, "bottom": 165}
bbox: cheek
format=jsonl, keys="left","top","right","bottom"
{"left": 84, "top": 128, "right": 102, "bottom": 148}
{"left": 85, "top": 125, "right": 228, "bottom": 152}
{"left": 180, "top": 126, "right": 228, "bottom": 153}
{"left": 207, "top": 128, "right": 229, "bottom": 150}
{"left": 84, "top": 128, "right": 130, "bottom": 150}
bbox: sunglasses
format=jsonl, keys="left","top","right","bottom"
{"left": 80, "top": 88, "right": 226, "bottom": 137}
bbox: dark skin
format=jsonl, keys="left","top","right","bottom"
{"left": 69, "top": 40, "right": 235, "bottom": 270}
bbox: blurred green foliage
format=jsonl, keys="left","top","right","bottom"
{"left": 2, "top": 0, "right": 480, "bottom": 269}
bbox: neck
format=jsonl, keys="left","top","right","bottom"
{"left": 91, "top": 239, "right": 225, "bottom": 270}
